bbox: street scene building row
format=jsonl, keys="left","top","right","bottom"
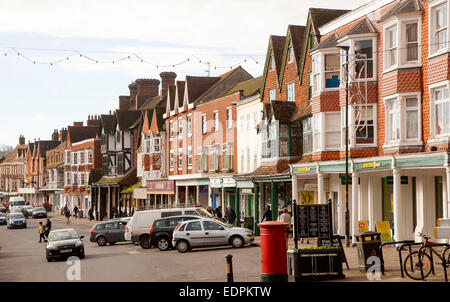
{"left": 1, "top": 0, "right": 450, "bottom": 242}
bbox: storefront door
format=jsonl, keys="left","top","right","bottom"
{"left": 382, "top": 178, "right": 394, "bottom": 229}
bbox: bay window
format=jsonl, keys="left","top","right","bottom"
{"left": 312, "top": 54, "right": 321, "bottom": 93}
{"left": 341, "top": 104, "right": 376, "bottom": 147}
{"left": 302, "top": 117, "right": 313, "bottom": 154}
{"left": 433, "top": 85, "right": 450, "bottom": 136}
{"left": 313, "top": 114, "right": 322, "bottom": 151}
{"left": 324, "top": 54, "right": 340, "bottom": 88}
{"left": 406, "top": 23, "right": 418, "bottom": 62}
{"left": 312, "top": 112, "right": 340, "bottom": 152}
{"left": 432, "top": 3, "right": 448, "bottom": 54}
{"left": 384, "top": 93, "right": 422, "bottom": 147}
{"left": 187, "top": 114, "right": 192, "bottom": 135}
{"left": 187, "top": 146, "right": 192, "bottom": 168}
{"left": 311, "top": 51, "right": 340, "bottom": 93}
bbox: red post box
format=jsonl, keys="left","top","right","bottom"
{"left": 258, "top": 221, "right": 289, "bottom": 282}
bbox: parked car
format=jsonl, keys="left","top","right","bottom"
{"left": 0, "top": 213, "right": 7, "bottom": 225}
{"left": 172, "top": 217, "right": 254, "bottom": 253}
{"left": 90, "top": 220, "right": 129, "bottom": 246}
{"left": 130, "top": 207, "right": 213, "bottom": 246}
{"left": 7, "top": 212, "right": 27, "bottom": 229}
{"left": 44, "top": 229, "right": 85, "bottom": 261}
{"left": 143, "top": 215, "right": 201, "bottom": 250}
{"left": 11, "top": 205, "right": 25, "bottom": 214}
{"left": 0, "top": 205, "right": 6, "bottom": 213}
{"left": 21, "top": 205, "right": 34, "bottom": 218}
{"left": 32, "top": 207, "right": 47, "bottom": 219}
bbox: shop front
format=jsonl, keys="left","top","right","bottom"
{"left": 145, "top": 179, "right": 176, "bottom": 209}
{"left": 169, "top": 175, "right": 209, "bottom": 209}
{"left": 210, "top": 176, "right": 237, "bottom": 220}
{"left": 291, "top": 152, "right": 450, "bottom": 243}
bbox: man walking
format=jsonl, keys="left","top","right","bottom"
{"left": 64, "top": 206, "right": 70, "bottom": 224}
{"left": 224, "top": 206, "right": 236, "bottom": 225}
{"left": 73, "top": 205, "right": 79, "bottom": 219}
{"left": 261, "top": 205, "right": 272, "bottom": 222}
{"left": 44, "top": 218, "right": 52, "bottom": 238}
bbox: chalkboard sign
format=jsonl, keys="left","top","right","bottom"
{"left": 295, "top": 203, "right": 332, "bottom": 239}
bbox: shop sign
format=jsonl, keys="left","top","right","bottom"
{"left": 295, "top": 203, "right": 332, "bottom": 239}
{"left": 294, "top": 166, "right": 316, "bottom": 174}
{"left": 362, "top": 162, "right": 380, "bottom": 169}
{"left": 133, "top": 188, "right": 147, "bottom": 199}
{"left": 355, "top": 160, "right": 391, "bottom": 171}
{"left": 299, "top": 192, "right": 315, "bottom": 205}
{"left": 147, "top": 180, "right": 175, "bottom": 194}
{"left": 376, "top": 221, "right": 392, "bottom": 242}
{"left": 358, "top": 221, "right": 369, "bottom": 233}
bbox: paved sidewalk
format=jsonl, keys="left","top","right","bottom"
{"left": 48, "top": 213, "right": 97, "bottom": 226}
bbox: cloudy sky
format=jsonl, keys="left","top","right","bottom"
{"left": 0, "top": 0, "right": 368, "bottom": 147}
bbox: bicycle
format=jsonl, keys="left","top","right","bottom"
{"left": 403, "top": 232, "right": 450, "bottom": 280}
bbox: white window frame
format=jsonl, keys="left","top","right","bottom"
{"left": 169, "top": 150, "right": 174, "bottom": 171}
{"left": 382, "top": 15, "right": 422, "bottom": 72}
{"left": 226, "top": 107, "right": 232, "bottom": 129}
{"left": 202, "top": 114, "right": 207, "bottom": 134}
{"left": 187, "top": 146, "right": 192, "bottom": 168}
{"left": 178, "top": 148, "right": 183, "bottom": 170}
{"left": 177, "top": 117, "right": 183, "bottom": 138}
{"left": 270, "top": 54, "right": 275, "bottom": 71}
{"left": 288, "top": 45, "right": 294, "bottom": 62}
{"left": 153, "top": 137, "right": 161, "bottom": 154}
{"left": 312, "top": 53, "right": 321, "bottom": 93}
{"left": 429, "top": 0, "right": 449, "bottom": 58}
{"left": 187, "top": 114, "right": 192, "bottom": 136}
{"left": 384, "top": 23, "right": 398, "bottom": 70}
{"left": 383, "top": 92, "right": 423, "bottom": 148}
{"left": 287, "top": 82, "right": 295, "bottom": 102}
{"left": 341, "top": 104, "right": 378, "bottom": 148}
{"left": 169, "top": 120, "right": 174, "bottom": 139}
{"left": 429, "top": 81, "right": 450, "bottom": 141}
{"left": 269, "top": 88, "right": 276, "bottom": 101}
{"left": 213, "top": 111, "right": 219, "bottom": 132}
{"left": 302, "top": 117, "right": 313, "bottom": 155}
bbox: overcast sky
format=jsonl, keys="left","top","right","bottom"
{"left": 0, "top": 0, "right": 369, "bottom": 147}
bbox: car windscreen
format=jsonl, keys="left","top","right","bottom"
{"left": 9, "top": 213, "right": 24, "bottom": 219}
{"left": 10, "top": 200, "right": 26, "bottom": 206}
{"left": 48, "top": 230, "right": 78, "bottom": 241}
{"left": 34, "top": 207, "right": 45, "bottom": 211}
{"left": 195, "top": 208, "right": 213, "bottom": 218}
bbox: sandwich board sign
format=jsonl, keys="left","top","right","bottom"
{"left": 376, "top": 221, "right": 392, "bottom": 242}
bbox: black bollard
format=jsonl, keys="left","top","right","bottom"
{"left": 226, "top": 254, "right": 234, "bottom": 282}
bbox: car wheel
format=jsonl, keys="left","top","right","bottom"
{"left": 96, "top": 236, "right": 107, "bottom": 246}
{"left": 157, "top": 237, "right": 170, "bottom": 251}
{"left": 176, "top": 240, "right": 190, "bottom": 253}
{"left": 139, "top": 235, "right": 151, "bottom": 249}
{"left": 230, "top": 235, "right": 244, "bottom": 248}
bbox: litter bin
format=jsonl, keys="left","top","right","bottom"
{"left": 354, "top": 231, "right": 382, "bottom": 272}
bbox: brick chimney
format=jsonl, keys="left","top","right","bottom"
{"left": 19, "top": 135, "right": 25, "bottom": 145}
{"left": 51, "top": 129, "right": 59, "bottom": 141}
{"left": 160, "top": 72, "right": 177, "bottom": 97}
{"left": 119, "top": 96, "right": 131, "bottom": 110}
{"left": 73, "top": 122, "right": 83, "bottom": 127}
{"left": 59, "top": 128, "right": 67, "bottom": 142}
{"left": 135, "top": 79, "right": 160, "bottom": 96}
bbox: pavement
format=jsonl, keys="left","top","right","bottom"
{"left": 1, "top": 212, "right": 448, "bottom": 282}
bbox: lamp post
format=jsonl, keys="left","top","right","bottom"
{"left": 338, "top": 45, "right": 351, "bottom": 247}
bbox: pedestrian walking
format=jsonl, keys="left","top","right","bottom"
{"left": 88, "top": 208, "right": 94, "bottom": 221}
{"left": 44, "top": 218, "right": 52, "bottom": 238}
{"left": 224, "top": 206, "right": 236, "bottom": 225}
{"left": 38, "top": 222, "right": 45, "bottom": 243}
{"left": 277, "top": 207, "right": 291, "bottom": 223}
{"left": 214, "top": 206, "right": 222, "bottom": 219}
{"left": 65, "top": 206, "right": 70, "bottom": 224}
{"left": 261, "top": 205, "right": 272, "bottom": 222}
{"left": 73, "top": 205, "right": 79, "bottom": 218}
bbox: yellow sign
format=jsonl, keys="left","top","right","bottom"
{"left": 376, "top": 221, "right": 392, "bottom": 242}
{"left": 297, "top": 167, "right": 311, "bottom": 173}
{"left": 362, "top": 161, "right": 379, "bottom": 169}
{"left": 300, "top": 192, "right": 315, "bottom": 205}
{"left": 358, "top": 221, "right": 369, "bottom": 233}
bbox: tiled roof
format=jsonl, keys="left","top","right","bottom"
{"left": 271, "top": 35, "right": 286, "bottom": 78}
{"left": 3, "top": 144, "right": 27, "bottom": 164}
{"left": 309, "top": 8, "right": 351, "bottom": 33}
{"left": 153, "top": 106, "right": 166, "bottom": 132}
{"left": 94, "top": 167, "right": 136, "bottom": 185}
{"left": 37, "top": 140, "right": 60, "bottom": 157}
{"left": 167, "top": 85, "right": 177, "bottom": 112}
{"left": 176, "top": 81, "right": 186, "bottom": 108}
{"left": 185, "top": 76, "right": 221, "bottom": 104}
{"left": 225, "top": 76, "right": 262, "bottom": 98}
{"left": 116, "top": 110, "right": 141, "bottom": 131}
{"left": 101, "top": 114, "right": 116, "bottom": 135}
{"left": 340, "top": 17, "right": 377, "bottom": 37}
{"left": 68, "top": 126, "right": 100, "bottom": 144}
{"left": 378, "top": 0, "right": 423, "bottom": 23}
{"left": 313, "top": 32, "right": 339, "bottom": 51}
{"left": 288, "top": 25, "right": 306, "bottom": 64}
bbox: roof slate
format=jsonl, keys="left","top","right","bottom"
{"left": 116, "top": 110, "right": 141, "bottom": 131}
{"left": 340, "top": 17, "right": 377, "bottom": 37}
{"left": 101, "top": 114, "right": 117, "bottom": 135}
{"left": 378, "top": 0, "right": 423, "bottom": 23}
{"left": 225, "top": 76, "right": 262, "bottom": 98}
{"left": 68, "top": 126, "right": 100, "bottom": 144}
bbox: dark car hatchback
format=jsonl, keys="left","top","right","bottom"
{"left": 90, "top": 220, "right": 128, "bottom": 246}
{"left": 148, "top": 216, "right": 200, "bottom": 251}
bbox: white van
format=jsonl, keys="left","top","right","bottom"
{"left": 9, "top": 197, "right": 26, "bottom": 208}
{"left": 130, "top": 207, "right": 212, "bottom": 248}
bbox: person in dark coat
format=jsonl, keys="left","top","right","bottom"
{"left": 261, "top": 205, "right": 272, "bottom": 222}
{"left": 224, "top": 206, "right": 236, "bottom": 225}
{"left": 44, "top": 218, "right": 52, "bottom": 238}
{"left": 64, "top": 206, "right": 70, "bottom": 224}
{"left": 88, "top": 208, "right": 94, "bottom": 221}
{"left": 73, "top": 205, "right": 79, "bottom": 218}
{"left": 215, "top": 206, "right": 223, "bottom": 219}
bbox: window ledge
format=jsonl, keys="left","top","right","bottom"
{"left": 383, "top": 141, "right": 423, "bottom": 150}
{"left": 428, "top": 136, "right": 450, "bottom": 145}
{"left": 428, "top": 49, "right": 450, "bottom": 60}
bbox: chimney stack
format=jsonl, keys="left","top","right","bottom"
{"left": 135, "top": 79, "right": 160, "bottom": 96}
{"left": 73, "top": 121, "right": 83, "bottom": 127}
{"left": 51, "top": 129, "right": 59, "bottom": 141}
{"left": 59, "top": 128, "right": 68, "bottom": 142}
{"left": 119, "top": 96, "right": 131, "bottom": 110}
{"left": 160, "top": 72, "right": 177, "bottom": 97}
{"left": 19, "top": 135, "right": 25, "bottom": 145}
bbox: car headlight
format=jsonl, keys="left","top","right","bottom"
{"left": 75, "top": 241, "right": 83, "bottom": 247}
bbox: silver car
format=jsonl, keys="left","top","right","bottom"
{"left": 172, "top": 217, "right": 255, "bottom": 253}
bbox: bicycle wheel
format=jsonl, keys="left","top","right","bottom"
{"left": 404, "top": 251, "right": 432, "bottom": 280}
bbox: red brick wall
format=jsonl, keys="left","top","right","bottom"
{"left": 262, "top": 49, "right": 281, "bottom": 104}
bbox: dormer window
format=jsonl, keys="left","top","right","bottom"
{"left": 270, "top": 54, "right": 275, "bottom": 70}
{"left": 288, "top": 46, "right": 294, "bottom": 62}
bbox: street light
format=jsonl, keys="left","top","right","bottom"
{"left": 337, "top": 44, "right": 351, "bottom": 247}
